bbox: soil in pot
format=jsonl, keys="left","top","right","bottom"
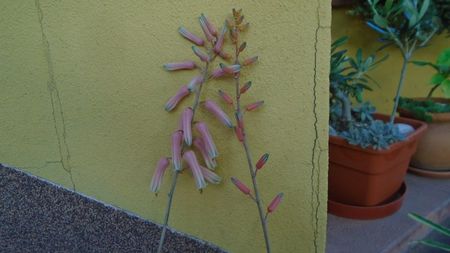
{"left": 329, "top": 114, "right": 427, "bottom": 207}
{"left": 398, "top": 98, "right": 450, "bottom": 174}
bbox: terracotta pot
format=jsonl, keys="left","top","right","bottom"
{"left": 332, "top": 0, "right": 355, "bottom": 7}
{"left": 329, "top": 114, "right": 427, "bottom": 206}
{"left": 398, "top": 98, "right": 450, "bottom": 172}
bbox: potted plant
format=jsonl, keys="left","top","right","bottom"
{"left": 397, "top": 48, "right": 450, "bottom": 177}
{"left": 328, "top": 36, "right": 427, "bottom": 219}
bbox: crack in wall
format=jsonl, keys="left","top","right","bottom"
{"left": 310, "top": 1, "right": 331, "bottom": 252}
{"left": 35, "top": 0, "right": 76, "bottom": 191}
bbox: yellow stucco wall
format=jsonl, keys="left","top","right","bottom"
{"left": 0, "top": 1, "right": 330, "bottom": 252}
{"left": 332, "top": 8, "right": 450, "bottom": 114}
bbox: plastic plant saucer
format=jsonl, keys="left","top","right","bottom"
{"left": 328, "top": 183, "right": 407, "bottom": 220}
{"left": 408, "top": 166, "right": 450, "bottom": 179}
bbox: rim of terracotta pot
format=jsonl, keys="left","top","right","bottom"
{"left": 408, "top": 166, "right": 450, "bottom": 179}
{"left": 398, "top": 97, "right": 450, "bottom": 123}
{"left": 329, "top": 113, "right": 428, "bottom": 155}
{"left": 332, "top": 0, "right": 356, "bottom": 7}
{"left": 328, "top": 182, "right": 406, "bottom": 220}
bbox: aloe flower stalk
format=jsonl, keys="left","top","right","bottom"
{"left": 246, "top": 100, "right": 264, "bottom": 111}
{"left": 200, "top": 14, "right": 217, "bottom": 36}
{"left": 214, "top": 25, "right": 227, "bottom": 53}
{"left": 267, "top": 193, "right": 284, "bottom": 214}
{"left": 183, "top": 151, "right": 207, "bottom": 190}
{"left": 243, "top": 56, "right": 259, "bottom": 66}
{"left": 227, "top": 10, "right": 278, "bottom": 253}
{"left": 192, "top": 46, "right": 210, "bottom": 62}
{"left": 188, "top": 75, "right": 204, "bottom": 92}
{"left": 211, "top": 68, "right": 226, "bottom": 78}
{"left": 195, "top": 122, "right": 218, "bottom": 158}
{"left": 231, "top": 177, "right": 251, "bottom": 195}
{"left": 150, "top": 157, "right": 170, "bottom": 193}
{"left": 171, "top": 131, "right": 183, "bottom": 171}
{"left": 182, "top": 107, "right": 194, "bottom": 146}
{"left": 204, "top": 100, "right": 233, "bottom": 128}
{"left": 163, "top": 61, "right": 197, "bottom": 71}
{"left": 256, "top": 153, "right": 269, "bottom": 171}
{"left": 178, "top": 27, "right": 205, "bottom": 46}
{"left": 218, "top": 90, "right": 233, "bottom": 105}
{"left": 165, "top": 85, "right": 190, "bottom": 112}
{"left": 200, "top": 166, "right": 221, "bottom": 184}
{"left": 240, "top": 81, "right": 252, "bottom": 94}
{"left": 193, "top": 137, "right": 217, "bottom": 169}
{"left": 220, "top": 63, "right": 241, "bottom": 74}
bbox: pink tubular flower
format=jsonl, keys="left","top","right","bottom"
{"left": 204, "top": 100, "right": 233, "bottom": 128}
{"left": 243, "top": 56, "right": 258, "bottom": 66}
{"left": 150, "top": 157, "right": 170, "bottom": 193}
{"left": 211, "top": 68, "right": 226, "bottom": 79}
{"left": 256, "top": 153, "right": 269, "bottom": 171}
{"left": 219, "top": 51, "right": 232, "bottom": 61}
{"left": 267, "top": 193, "right": 284, "bottom": 213}
{"left": 192, "top": 46, "right": 210, "bottom": 62}
{"left": 235, "top": 126, "right": 244, "bottom": 142}
{"left": 200, "top": 14, "right": 217, "bottom": 36}
{"left": 187, "top": 75, "right": 204, "bottom": 92}
{"left": 235, "top": 112, "right": 244, "bottom": 130}
{"left": 240, "top": 81, "right": 252, "bottom": 94}
{"left": 171, "top": 131, "right": 183, "bottom": 171}
{"left": 163, "top": 61, "right": 196, "bottom": 71}
{"left": 178, "top": 27, "right": 204, "bottom": 46}
{"left": 213, "top": 25, "right": 227, "bottom": 53}
{"left": 231, "top": 177, "right": 251, "bottom": 195}
{"left": 165, "top": 85, "right": 190, "bottom": 112}
{"left": 200, "top": 166, "right": 221, "bottom": 184}
{"left": 199, "top": 16, "right": 214, "bottom": 42}
{"left": 183, "top": 151, "right": 207, "bottom": 190}
{"left": 195, "top": 122, "right": 218, "bottom": 158}
{"left": 182, "top": 107, "right": 193, "bottom": 146}
{"left": 246, "top": 100, "right": 264, "bottom": 111}
{"left": 220, "top": 63, "right": 241, "bottom": 74}
{"left": 193, "top": 138, "right": 217, "bottom": 169}
{"left": 218, "top": 90, "right": 233, "bottom": 105}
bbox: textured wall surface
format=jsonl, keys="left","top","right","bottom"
{"left": 0, "top": 1, "right": 330, "bottom": 252}
{"left": 332, "top": 8, "right": 450, "bottom": 114}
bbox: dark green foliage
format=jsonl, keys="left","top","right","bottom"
{"left": 329, "top": 38, "right": 404, "bottom": 150}
{"left": 398, "top": 97, "right": 450, "bottom": 122}
{"left": 349, "top": 0, "right": 448, "bottom": 34}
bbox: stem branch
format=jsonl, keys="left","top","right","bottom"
{"left": 390, "top": 53, "right": 410, "bottom": 124}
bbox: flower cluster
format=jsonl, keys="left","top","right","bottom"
{"left": 150, "top": 9, "right": 282, "bottom": 253}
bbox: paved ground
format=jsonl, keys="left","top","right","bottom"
{"left": 326, "top": 173, "right": 450, "bottom": 253}
{"left": 0, "top": 164, "right": 226, "bottom": 253}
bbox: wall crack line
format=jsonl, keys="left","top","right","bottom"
{"left": 35, "top": 0, "right": 76, "bottom": 191}
{"left": 310, "top": 0, "right": 330, "bottom": 252}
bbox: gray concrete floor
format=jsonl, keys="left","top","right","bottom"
{"left": 326, "top": 174, "right": 450, "bottom": 253}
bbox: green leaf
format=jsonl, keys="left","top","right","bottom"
{"left": 409, "top": 213, "right": 450, "bottom": 237}
{"left": 442, "top": 80, "right": 450, "bottom": 98}
{"left": 437, "top": 48, "right": 450, "bottom": 66}
{"left": 431, "top": 74, "right": 446, "bottom": 85}
{"left": 416, "top": 240, "right": 450, "bottom": 252}
{"left": 374, "top": 14, "right": 388, "bottom": 28}
{"left": 384, "top": 0, "right": 393, "bottom": 12}
{"left": 418, "top": 0, "right": 431, "bottom": 21}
